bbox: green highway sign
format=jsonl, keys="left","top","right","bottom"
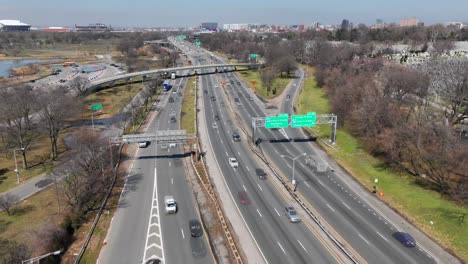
{"left": 291, "top": 112, "right": 316, "bottom": 128}
{"left": 91, "top": 104, "right": 103, "bottom": 111}
{"left": 178, "top": 35, "right": 187, "bottom": 39}
{"left": 250, "top": 53, "right": 258, "bottom": 58}
{"left": 196, "top": 41, "right": 201, "bottom": 46}
{"left": 265, "top": 114, "right": 288, "bottom": 129}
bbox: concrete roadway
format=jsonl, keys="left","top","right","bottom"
{"left": 198, "top": 67, "right": 339, "bottom": 263}
{"left": 215, "top": 65, "right": 439, "bottom": 264}
{"left": 99, "top": 75, "right": 213, "bottom": 264}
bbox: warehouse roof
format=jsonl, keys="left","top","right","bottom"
{"left": 0, "top": 20, "right": 30, "bottom": 26}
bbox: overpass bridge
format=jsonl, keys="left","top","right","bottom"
{"left": 86, "top": 63, "right": 262, "bottom": 92}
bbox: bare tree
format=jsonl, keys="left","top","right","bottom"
{"left": 260, "top": 68, "right": 275, "bottom": 96}
{"left": 0, "top": 193, "right": 19, "bottom": 216}
{"left": 68, "top": 76, "right": 88, "bottom": 97}
{"left": 0, "top": 238, "right": 30, "bottom": 263}
{"left": 38, "top": 89, "right": 81, "bottom": 160}
{"left": 381, "top": 65, "right": 430, "bottom": 105}
{"left": 431, "top": 40, "right": 455, "bottom": 57}
{"left": 0, "top": 86, "right": 38, "bottom": 169}
{"left": 276, "top": 55, "right": 297, "bottom": 77}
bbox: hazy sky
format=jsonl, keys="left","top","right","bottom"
{"left": 1, "top": 0, "right": 467, "bottom": 27}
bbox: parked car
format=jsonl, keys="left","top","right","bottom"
{"left": 138, "top": 141, "right": 149, "bottom": 148}
{"left": 189, "top": 219, "right": 203, "bottom": 237}
{"left": 255, "top": 168, "right": 267, "bottom": 180}
{"left": 393, "top": 232, "right": 416, "bottom": 247}
{"left": 229, "top": 158, "right": 239, "bottom": 168}
{"left": 284, "top": 205, "right": 301, "bottom": 223}
{"left": 237, "top": 191, "right": 250, "bottom": 205}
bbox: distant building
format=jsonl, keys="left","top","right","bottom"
{"left": 42, "top": 27, "right": 71, "bottom": 32}
{"left": 201, "top": 22, "right": 218, "bottom": 31}
{"left": 75, "top": 23, "right": 110, "bottom": 32}
{"left": 341, "top": 19, "right": 350, "bottom": 29}
{"left": 223, "top": 23, "right": 249, "bottom": 32}
{"left": 447, "top": 22, "right": 465, "bottom": 29}
{"left": 0, "top": 20, "right": 31, "bottom": 31}
{"left": 400, "top": 18, "right": 423, "bottom": 27}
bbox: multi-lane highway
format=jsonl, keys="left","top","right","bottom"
{"left": 182, "top": 41, "right": 342, "bottom": 263}
{"left": 201, "top": 53, "right": 439, "bottom": 263}
{"left": 99, "top": 74, "right": 214, "bottom": 264}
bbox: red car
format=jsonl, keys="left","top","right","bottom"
{"left": 238, "top": 191, "right": 250, "bottom": 205}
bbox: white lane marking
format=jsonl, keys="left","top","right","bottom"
{"left": 297, "top": 240, "right": 308, "bottom": 253}
{"left": 225, "top": 152, "right": 229, "bottom": 157}
{"left": 171, "top": 178, "right": 174, "bottom": 185}
{"left": 238, "top": 151, "right": 241, "bottom": 156}
{"left": 277, "top": 241, "right": 286, "bottom": 255}
{"left": 246, "top": 166, "right": 250, "bottom": 172}
{"left": 242, "top": 185, "right": 247, "bottom": 192}
{"left": 376, "top": 231, "right": 388, "bottom": 242}
{"left": 169, "top": 161, "right": 172, "bottom": 167}
{"left": 326, "top": 204, "right": 336, "bottom": 212}
{"left": 358, "top": 234, "right": 370, "bottom": 245}
{"left": 342, "top": 202, "right": 351, "bottom": 210}
{"left": 274, "top": 208, "right": 281, "bottom": 216}
{"left": 303, "top": 182, "right": 310, "bottom": 188}
{"left": 317, "top": 179, "right": 324, "bottom": 186}
{"left": 257, "top": 184, "right": 263, "bottom": 191}
{"left": 220, "top": 139, "right": 223, "bottom": 144}
{"left": 286, "top": 163, "right": 292, "bottom": 169}
{"left": 181, "top": 229, "right": 185, "bottom": 239}
{"left": 257, "top": 209, "right": 263, "bottom": 218}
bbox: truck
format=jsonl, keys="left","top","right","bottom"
{"left": 162, "top": 80, "right": 170, "bottom": 92}
{"left": 164, "top": 196, "right": 177, "bottom": 214}
{"left": 171, "top": 72, "right": 176, "bottom": 79}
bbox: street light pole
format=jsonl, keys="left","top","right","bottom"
{"left": 22, "top": 250, "right": 62, "bottom": 264}
{"left": 13, "top": 147, "right": 25, "bottom": 184}
{"left": 280, "top": 153, "right": 307, "bottom": 191}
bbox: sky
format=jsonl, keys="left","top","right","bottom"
{"left": 0, "top": 0, "right": 467, "bottom": 28}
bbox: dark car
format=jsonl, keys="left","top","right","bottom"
{"left": 286, "top": 94, "right": 291, "bottom": 101}
{"left": 393, "top": 232, "right": 416, "bottom": 247}
{"left": 214, "top": 114, "right": 220, "bottom": 121}
{"left": 237, "top": 191, "right": 250, "bottom": 205}
{"left": 189, "top": 219, "right": 203, "bottom": 237}
{"left": 255, "top": 168, "right": 267, "bottom": 180}
{"left": 178, "top": 92, "right": 183, "bottom": 97}
{"left": 232, "top": 131, "right": 241, "bottom": 142}
{"left": 170, "top": 116, "right": 177, "bottom": 123}
{"left": 236, "top": 81, "right": 241, "bottom": 85}
{"left": 59, "top": 79, "right": 67, "bottom": 83}
{"left": 210, "top": 96, "right": 216, "bottom": 101}
{"left": 204, "top": 90, "right": 208, "bottom": 95}
{"left": 168, "top": 97, "right": 175, "bottom": 103}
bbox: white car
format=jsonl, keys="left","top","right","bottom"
{"left": 138, "top": 141, "right": 149, "bottom": 148}
{"left": 164, "top": 196, "right": 177, "bottom": 214}
{"left": 229, "top": 158, "right": 239, "bottom": 168}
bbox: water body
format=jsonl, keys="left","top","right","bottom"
{"left": 0, "top": 58, "right": 63, "bottom": 78}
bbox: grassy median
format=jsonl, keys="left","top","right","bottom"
{"left": 237, "top": 70, "right": 292, "bottom": 99}
{"left": 296, "top": 65, "right": 468, "bottom": 260}
{"left": 181, "top": 77, "right": 196, "bottom": 134}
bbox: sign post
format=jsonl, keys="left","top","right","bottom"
{"left": 90, "top": 104, "right": 103, "bottom": 132}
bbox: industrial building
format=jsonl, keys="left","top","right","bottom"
{"left": 0, "top": 20, "right": 31, "bottom": 31}
{"left": 42, "top": 27, "right": 71, "bottom": 32}
{"left": 201, "top": 22, "right": 218, "bottom": 31}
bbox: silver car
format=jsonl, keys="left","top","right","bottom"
{"left": 284, "top": 205, "right": 301, "bottom": 223}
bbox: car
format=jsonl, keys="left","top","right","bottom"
{"left": 236, "top": 81, "right": 241, "bottom": 85}
{"left": 214, "top": 114, "right": 220, "bottom": 121}
{"left": 286, "top": 94, "right": 291, "bottom": 101}
{"left": 393, "top": 232, "right": 416, "bottom": 247}
{"left": 229, "top": 158, "right": 239, "bottom": 168}
{"left": 170, "top": 116, "right": 177, "bottom": 123}
{"left": 249, "top": 96, "right": 254, "bottom": 101}
{"left": 204, "top": 90, "right": 208, "bottom": 94}
{"left": 210, "top": 96, "right": 216, "bottom": 101}
{"left": 284, "top": 205, "right": 301, "bottom": 223}
{"left": 255, "top": 168, "right": 267, "bottom": 180}
{"left": 212, "top": 123, "right": 218, "bottom": 129}
{"left": 232, "top": 131, "right": 241, "bottom": 142}
{"left": 237, "top": 191, "right": 250, "bottom": 205}
{"left": 138, "top": 141, "right": 149, "bottom": 148}
{"left": 178, "top": 92, "right": 183, "bottom": 97}
{"left": 164, "top": 195, "right": 177, "bottom": 214}
{"left": 189, "top": 219, "right": 203, "bottom": 237}
{"left": 168, "top": 97, "right": 175, "bottom": 103}
{"left": 59, "top": 79, "right": 67, "bottom": 83}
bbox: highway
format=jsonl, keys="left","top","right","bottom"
{"left": 188, "top": 45, "right": 341, "bottom": 263}
{"left": 206, "top": 57, "right": 439, "bottom": 263}
{"left": 99, "top": 73, "right": 213, "bottom": 264}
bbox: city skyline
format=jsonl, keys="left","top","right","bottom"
{"left": 1, "top": 0, "right": 468, "bottom": 28}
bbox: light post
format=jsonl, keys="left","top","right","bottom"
{"left": 22, "top": 250, "right": 62, "bottom": 264}
{"left": 13, "top": 147, "right": 25, "bottom": 184}
{"left": 280, "top": 153, "right": 307, "bottom": 191}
